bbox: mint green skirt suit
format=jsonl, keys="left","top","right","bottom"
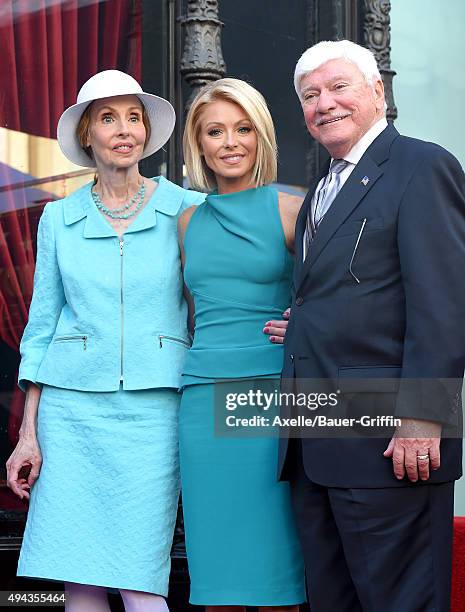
{"left": 17, "top": 177, "right": 205, "bottom": 595}
{"left": 179, "top": 186, "right": 305, "bottom": 605}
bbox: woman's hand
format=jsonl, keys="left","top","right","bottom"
{"left": 6, "top": 434, "right": 42, "bottom": 500}
{"left": 6, "top": 383, "right": 42, "bottom": 499}
{"left": 263, "top": 308, "right": 290, "bottom": 344}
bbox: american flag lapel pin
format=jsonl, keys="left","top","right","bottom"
{"left": 361, "top": 176, "right": 370, "bottom": 186}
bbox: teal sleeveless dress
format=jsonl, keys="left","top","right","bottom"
{"left": 179, "top": 185, "right": 305, "bottom": 605}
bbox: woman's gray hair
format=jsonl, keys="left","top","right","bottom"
{"left": 294, "top": 40, "right": 381, "bottom": 100}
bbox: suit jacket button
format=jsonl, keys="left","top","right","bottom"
{"left": 295, "top": 296, "right": 304, "bottom": 306}
{"left": 290, "top": 354, "right": 294, "bottom": 362}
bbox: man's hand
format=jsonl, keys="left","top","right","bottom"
{"left": 263, "top": 308, "right": 290, "bottom": 344}
{"left": 383, "top": 418, "right": 442, "bottom": 482}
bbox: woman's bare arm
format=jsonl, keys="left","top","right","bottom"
{"left": 262, "top": 192, "right": 303, "bottom": 344}
{"left": 278, "top": 191, "right": 304, "bottom": 254}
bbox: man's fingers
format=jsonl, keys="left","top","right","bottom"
{"left": 383, "top": 437, "right": 395, "bottom": 457}
{"left": 429, "top": 443, "right": 441, "bottom": 471}
{"left": 417, "top": 455, "right": 430, "bottom": 481}
{"left": 404, "top": 449, "right": 419, "bottom": 482}
{"left": 392, "top": 445, "right": 405, "bottom": 480}
{"left": 387, "top": 427, "right": 442, "bottom": 482}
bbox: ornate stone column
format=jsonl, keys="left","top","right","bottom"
{"left": 180, "top": 0, "right": 227, "bottom": 107}
{"left": 363, "top": 0, "right": 397, "bottom": 120}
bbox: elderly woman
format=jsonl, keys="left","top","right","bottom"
{"left": 6, "top": 70, "right": 204, "bottom": 612}
{"left": 178, "top": 78, "right": 306, "bottom": 609}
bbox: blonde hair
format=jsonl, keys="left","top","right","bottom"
{"left": 76, "top": 99, "right": 152, "bottom": 163}
{"left": 183, "top": 78, "right": 277, "bottom": 192}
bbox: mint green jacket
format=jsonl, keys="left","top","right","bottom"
{"left": 18, "top": 177, "right": 205, "bottom": 392}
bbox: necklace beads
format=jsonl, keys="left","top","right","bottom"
{"left": 92, "top": 182, "right": 146, "bottom": 219}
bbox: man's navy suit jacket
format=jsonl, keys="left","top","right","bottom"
{"left": 279, "top": 123, "right": 465, "bottom": 487}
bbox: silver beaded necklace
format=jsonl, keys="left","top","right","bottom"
{"left": 91, "top": 181, "right": 146, "bottom": 220}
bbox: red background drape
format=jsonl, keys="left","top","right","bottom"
{"left": 0, "top": 0, "right": 141, "bottom": 139}
{"left": 0, "top": 0, "right": 141, "bottom": 509}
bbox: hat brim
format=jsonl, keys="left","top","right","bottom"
{"left": 57, "top": 93, "right": 176, "bottom": 168}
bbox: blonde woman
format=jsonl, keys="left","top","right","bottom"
{"left": 178, "top": 78, "right": 305, "bottom": 609}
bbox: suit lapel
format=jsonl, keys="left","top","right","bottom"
{"left": 296, "top": 123, "right": 399, "bottom": 293}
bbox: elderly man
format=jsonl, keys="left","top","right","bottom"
{"left": 279, "top": 40, "right": 465, "bottom": 612}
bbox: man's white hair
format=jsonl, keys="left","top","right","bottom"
{"left": 294, "top": 40, "right": 382, "bottom": 100}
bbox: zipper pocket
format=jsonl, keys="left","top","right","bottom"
{"left": 158, "top": 334, "right": 191, "bottom": 349}
{"left": 54, "top": 335, "right": 88, "bottom": 350}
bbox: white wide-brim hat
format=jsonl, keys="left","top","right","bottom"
{"left": 57, "top": 70, "right": 176, "bottom": 167}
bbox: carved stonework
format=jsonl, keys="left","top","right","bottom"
{"left": 363, "top": 0, "right": 397, "bottom": 120}
{"left": 180, "top": 0, "right": 226, "bottom": 106}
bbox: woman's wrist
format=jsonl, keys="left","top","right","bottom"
{"left": 18, "top": 426, "right": 37, "bottom": 440}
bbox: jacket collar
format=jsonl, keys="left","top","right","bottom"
{"left": 63, "top": 176, "right": 185, "bottom": 237}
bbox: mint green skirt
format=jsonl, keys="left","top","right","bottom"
{"left": 18, "top": 385, "right": 180, "bottom": 595}
{"left": 179, "top": 382, "right": 306, "bottom": 605}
